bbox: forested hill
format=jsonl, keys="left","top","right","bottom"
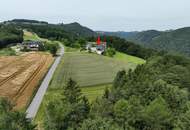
{"left": 5, "top": 19, "right": 96, "bottom": 41}
{"left": 62, "top": 22, "right": 95, "bottom": 37}
{"left": 146, "top": 27, "right": 190, "bottom": 56}
{"left": 97, "top": 31, "right": 138, "bottom": 39}
{"left": 101, "top": 27, "right": 190, "bottom": 56}
{"left": 10, "top": 19, "right": 48, "bottom": 25}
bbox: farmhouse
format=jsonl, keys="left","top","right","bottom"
{"left": 86, "top": 37, "right": 107, "bottom": 55}
{"left": 21, "top": 41, "right": 43, "bottom": 51}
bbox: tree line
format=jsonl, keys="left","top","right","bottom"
{"left": 0, "top": 24, "right": 23, "bottom": 48}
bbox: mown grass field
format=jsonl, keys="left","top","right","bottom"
{"left": 50, "top": 52, "right": 145, "bottom": 88}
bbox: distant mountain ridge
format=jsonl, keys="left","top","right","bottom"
{"left": 97, "top": 31, "right": 138, "bottom": 39}
{"left": 100, "top": 27, "right": 190, "bottom": 56}
{"left": 61, "top": 22, "right": 95, "bottom": 37}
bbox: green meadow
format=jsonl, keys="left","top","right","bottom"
{"left": 50, "top": 52, "right": 144, "bottom": 88}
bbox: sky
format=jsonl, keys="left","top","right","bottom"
{"left": 0, "top": 0, "right": 190, "bottom": 31}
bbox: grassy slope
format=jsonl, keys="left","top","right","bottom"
{"left": 114, "top": 52, "right": 146, "bottom": 64}
{"left": 23, "top": 30, "right": 51, "bottom": 42}
{"left": 50, "top": 52, "right": 144, "bottom": 87}
{"left": 35, "top": 51, "right": 145, "bottom": 126}
{"left": 23, "top": 30, "right": 40, "bottom": 41}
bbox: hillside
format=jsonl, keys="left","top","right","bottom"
{"left": 97, "top": 31, "right": 138, "bottom": 39}
{"left": 62, "top": 22, "right": 95, "bottom": 37}
{"left": 5, "top": 19, "right": 96, "bottom": 41}
{"left": 104, "top": 27, "right": 190, "bottom": 56}
{"left": 126, "top": 30, "right": 162, "bottom": 43}
{"left": 147, "top": 27, "right": 190, "bottom": 56}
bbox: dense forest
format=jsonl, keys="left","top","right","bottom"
{"left": 103, "top": 27, "right": 190, "bottom": 56}
{"left": 42, "top": 53, "right": 190, "bottom": 130}
{"left": 0, "top": 24, "right": 23, "bottom": 48}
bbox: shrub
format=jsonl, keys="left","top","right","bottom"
{"left": 105, "top": 47, "right": 116, "bottom": 57}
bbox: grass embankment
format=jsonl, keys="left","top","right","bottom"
{"left": 35, "top": 50, "right": 145, "bottom": 127}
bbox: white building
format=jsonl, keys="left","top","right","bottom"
{"left": 86, "top": 42, "right": 107, "bottom": 55}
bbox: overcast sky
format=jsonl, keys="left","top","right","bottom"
{"left": 0, "top": 0, "right": 190, "bottom": 31}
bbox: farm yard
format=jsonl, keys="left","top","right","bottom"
{"left": 0, "top": 52, "right": 53, "bottom": 109}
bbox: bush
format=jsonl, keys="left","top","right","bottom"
{"left": 43, "top": 42, "right": 59, "bottom": 56}
{"left": 105, "top": 47, "right": 116, "bottom": 57}
{"left": 49, "top": 44, "right": 58, "bottom": 56}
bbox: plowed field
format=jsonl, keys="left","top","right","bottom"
{"left": 0, "top": 52, "right": 53, "bottom": 109}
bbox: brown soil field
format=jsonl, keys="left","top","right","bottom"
{"left": 0, "top": 52, "right": 54, "bottom": 109}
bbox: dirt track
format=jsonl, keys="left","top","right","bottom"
{"left": 0, "top": 52, "right": 53, "bottom": 109}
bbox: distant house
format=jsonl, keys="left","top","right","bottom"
{"left": 21, "top": 41, "right": 43, "bottom": 51}
{"left": 86, "top": 37, "right": 107, "bottom": 55}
